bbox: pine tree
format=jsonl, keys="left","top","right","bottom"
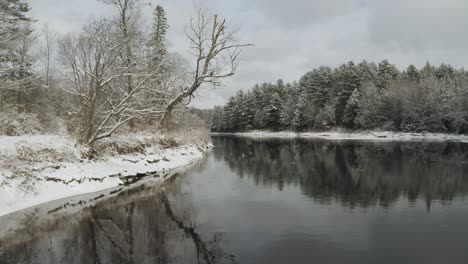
{"left": 0, "top": 0, "right": 35, "bottom": 111}
{"left": 420, "top": 62, "right": 436, "bottom": 79}
{"left": 334, "top": 61, "right": 361, "bottom": 127}
{"left": 342, "top": 88, "right": 361, "bottom": 128}
{"left": 148, "top": 5, "right": 169, "bottom": 71}
{"left": 211, "top": 106, "right": 224, "bottom": 132}
{"left": 434, "top": 63, "right": 455, "bottom": 80}
{"left": 0, "top": 0, "right": 34, "bottom": 80}
{"left": 405, "top": 64, "right": 420, "bottom": 82}
{"left": 357, "top": 60, "right": 378, "bottom": 83}
{"left": 300, "top": 66, "right": 334, "bottom": 108}
{"left": 222, "top": 97, "right": 238, "bottom": 132}
{"left": 265, "top": 91, "right": 283, "bottom": 131}
{"left": 240, "top": 91, "right": 255, "bottom": 131}
{"left": 291, "top": 92, "right": 306, "bottom": 131}
{"left": 280, "top": 82, "right": 299, "bottom": 129}
{"left": 376, "top": 59, "right": 399, "bottom": 90}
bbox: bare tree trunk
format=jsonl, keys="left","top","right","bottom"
{"left": 121, "top": 5, "right": 135, "bottom": 130}
{"left": 158, "top": 10, "right": 251, "bottom": 130}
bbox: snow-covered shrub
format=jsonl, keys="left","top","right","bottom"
{"left": 0, "top": 109, "right": 44, "bottom": 136}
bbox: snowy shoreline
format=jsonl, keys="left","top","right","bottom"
{"left": 0, "top": 135, "right": 211, "bottom": 217}
{"left": 213, "top": 131, "right": 468, "bottom": 142}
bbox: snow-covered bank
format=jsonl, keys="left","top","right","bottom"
{"left": 217, "top": 131, "right": 468, "bottom": 142}
{"left": 0, "top": 134, "right": 211, "bottom": 217}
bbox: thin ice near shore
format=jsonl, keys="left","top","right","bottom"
{"left": 227, "top": 131, "right": 468, "bottom": 142}
{"left": 0, "top": 135, "right": 211, "bottom": 217}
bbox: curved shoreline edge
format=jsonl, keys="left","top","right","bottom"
{"left": 0, "top": 140, "right": 212, "bottom": 218}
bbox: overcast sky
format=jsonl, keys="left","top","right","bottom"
{"left": 29, "top": 0, "right": 468, "bottom": 109}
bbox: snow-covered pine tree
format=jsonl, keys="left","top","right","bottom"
{"left": 357, "top": 60, "right": 378, "bottom": 83}
{"left": 252, "top": 83, "right": 270, "bottom": 130}
{"left": 420, "top": 62, "right": 436, "bottom": 79}
{"left": 279, "top": 82, "right": 299, "bottom": 129}
{"left": 434, "top": 63, "right": 455, "bottom": 80}
{"left": 291, "top": 91, "right": 306, "bottom": 132}
{"left": 148, "top": 5, "right": 169, "bottom": 70}
{"left": 334, "top": 61, "right": 361, "bottom": 127}
{"left": 0, "top": 0, "right": 35, "bottom": 110}
{"left": 221, "top": 97, "right": 237, "bottom": 132}
{"left": 240, "top": 90, "right": 255, "bottom": 131}
{"left": 376, "top": 59, "right": 399, "bottom": 90}
{"left": 405, "top": 64, "right": 420, "bottom": 82}
{"left": 0, "top": 0, "right": 32, "bottom": 76}
{"left": 300, "top": 66, "right": 334, "bottom": 108}
{"left": 342, "top": 88, "right": 361, "bottom": 128}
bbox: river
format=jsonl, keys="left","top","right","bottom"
{"left": 1, "top": 136, "right": 468, "bottom": 264}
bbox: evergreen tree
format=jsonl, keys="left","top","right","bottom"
{"left": 434, "top": 63, "right": 455, "bottom": 80}
{"left": 222, "top": 97, "right": 238, "bottom": 132}
{"left": 342, "top": 88, "right": 361, "bottom": 128}
{"left": 265, "top": 91, "right": 283, "bottom": 131}
{"left": 148, "top": 5, "right": 169, "bottom": 70}
{"left": 420, "top": 62, "right": 436, "bottom": 79}
{"left": 334, "top": 61, "right": 361, "bottom": 127}
{"left": 0, "top": 0, "right": 35, "bottom": 111}
{"left": 376, "top": 59, "right": 399, "bottom": 90}
{"left": 0, "top": 0, "right": 34, "bottom": 80}
{"left": 300, "top": 66, "right": 334, "bottom": 108}
{"left": 291, "top": 92, "right": 306, "bottom": 131}
{"left": 357, "top": 60, "right": 378, "bottom": 83}
{"left": 240, "top": 90, "right": 255, "bottom": 131}
{"left": 211, "top": 106, "right": 224, "bottom": 132}
{"left": 280, "top": 82, "right": 300, "bottom": 129}
{"left": 405, "top": 64, "right": 420, "bottom": 82}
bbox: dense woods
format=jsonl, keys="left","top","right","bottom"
{"left": 212, "top": 60, "right": 468, "bottom": 134}
{"left": 0, "top": 0, "right": 246, "bottom": 145}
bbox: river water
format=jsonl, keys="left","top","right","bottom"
{"left": 1, "top": 136, "right": 468, "bottom": 264}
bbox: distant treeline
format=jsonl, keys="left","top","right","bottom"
{"left": 211, "top": 60, "right": 468, "bottom": 133}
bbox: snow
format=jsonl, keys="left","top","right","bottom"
{"left": 229, "top": 131, "right": 468, "bottom": 142}
{"left": 0, "top": 135, "right": 210, "bottom": 217}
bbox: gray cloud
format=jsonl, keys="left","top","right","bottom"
{"left": 29, "top": 0, "right": 468, "bottom": 108}
{"left": 368, "top": 0, "right": 468, "bottom": 51}
{"left": 249, "top": 0, "right": 358, "bottom": 28}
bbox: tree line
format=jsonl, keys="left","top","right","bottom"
{"left": 0, "top": 0, "right": 247, "bottom": 145}
{"left": 212, "top": 60, "right": 468, "bottom": 134}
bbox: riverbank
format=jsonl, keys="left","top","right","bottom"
{"left": 214, "top": 131, "right": 468, "bottom": 142}
{"left": 0, "top": 131, "right": 212, "bottom": 217}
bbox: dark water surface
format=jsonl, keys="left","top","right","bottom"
{"left": 1, "top": 136, "right": 468, "bottom": 264}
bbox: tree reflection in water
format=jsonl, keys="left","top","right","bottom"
{"left": 213, "top": 136, "right": 468, "bottom": 209}
{"left": 0, "top": 166, "right": 236, "bottom": 264}
{"left": 2, "top": 137, "right": 468, "bottom": 263}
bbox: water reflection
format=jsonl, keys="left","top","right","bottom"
{"left": 0, "top": 167, "right": 236, "bottom": 264}
{"left": 2, "top": 137, "right": 468, "bottom": 264}
{"left": 213, "top": 137, "right": 468, "bottom": 209}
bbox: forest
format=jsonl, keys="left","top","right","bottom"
{"left": 211, "top": 60, "right": 468, "bottom": 134}
{"left": 0, "top": 0, "right": 245, "bottom": 145}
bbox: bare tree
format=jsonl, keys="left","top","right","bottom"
{"left": 99, "top": 0, "right": 144, "bottom": 129}
{"left": 59, "top": 19, "right": 132, "bottom": 145}
{"left": 39, "top": 24, "right": 55, "bottom": 88}
{"left": 159, "top": 8, "right": 252, "bottom": 130}
{"left": 58, "top": 18, "right": 169, "bottom": 145}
